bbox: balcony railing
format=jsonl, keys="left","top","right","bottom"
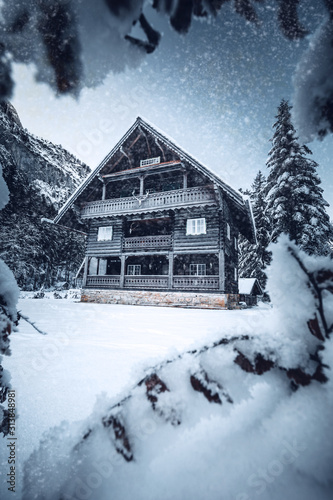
{"left": 123, "top": 234, "right": 172, "bottom": 250}
{"left": 81, "top": 186, "right": 216, "bottom": 218}
{"left": 173, "top": 276, "right": 219, "bottom": 289}
{"left": 124, "top": 275, "right": 169, "bottom": 288}
{"left": 85, "top": 275, "right": 219, "bottom": 290}
{"left": 86, "top": 276, "right": 120, "bottom": 287}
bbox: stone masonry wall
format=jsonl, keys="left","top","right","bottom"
{"left": 81, "top": 289, "right": 240, "bottom": 309}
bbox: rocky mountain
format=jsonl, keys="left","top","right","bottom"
{"left": 0, "top": 102, "right": 91, "bottom": 290}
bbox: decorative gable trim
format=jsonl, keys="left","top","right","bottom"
{"left": 53, "top": 117, "right": 255, "bottom": 243}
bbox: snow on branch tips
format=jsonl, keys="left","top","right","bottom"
{"left": 0, "top": 1, "right": 331, "bottom": 101}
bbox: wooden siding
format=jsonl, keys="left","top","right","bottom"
{"left": 86, "top": 219, "right": 123, "bottom": 256}
{"left": 173, "top": 207, "right": 220, "bottom": 253}
{"left": 223, "top": 198, "right": 239, "bottom": 293}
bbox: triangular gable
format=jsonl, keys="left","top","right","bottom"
{"left": 238, "top": 278, "right": 263, "bottom": 295}
{"left": 54, "top": 117, "right": 255, "bottom": 242}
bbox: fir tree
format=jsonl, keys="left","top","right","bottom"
{"left": 239, "top": 171, "right": 271, "bottom": 288}
{"left": 265, "top": 99, "right": 332, "bottom": 256}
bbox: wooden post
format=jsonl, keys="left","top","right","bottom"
{"left": 219, "top": 251, "right": 225, "bottom": 291}
{"left": 82, "top": 256, "right": 89, "bottom": 288}
{"left": 139, "top": 176, "right": 144, "bottom": 196}
{"left": 168, "top": 252, "right": 174, "bottom": 289}
{"left": 102, "top": 182, "right": 106, "bottom": 201}
{"left": 183, "top": 170, "right": 188, "bottom": 189}
{"left": 120, "top": 255, "right": 126, "bottom": 288}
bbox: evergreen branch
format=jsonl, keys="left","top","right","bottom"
{"left": 287, "top": 246, "right": 331, "bottom": 339}
{"left": 18, "top": 312, "right": 48, "bottom": 335}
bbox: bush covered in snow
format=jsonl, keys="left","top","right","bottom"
{"left": 0, "top": 252, "right": 19, "bottom": 437}
{"left": 0, "top": 160, "right": 19, "bottom": 437}
{"left": 22, "top": 236, "right": 333, "bottom": 500}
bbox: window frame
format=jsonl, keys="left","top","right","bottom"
{"left": 127, "top": 264, "right": 141, "bottom": 276}
{"left": 189, "top": 263, "right": 207, "bottom": 276}
{"left": 186, "top": 218, "right": 206, "bottom": 236}
{"left": 97, "top": 226, "right": 113, "bottom": 242}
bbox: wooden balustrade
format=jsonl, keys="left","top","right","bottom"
{"left": 173, "top": 276, "right": 219, "bottom": 289}
{"left": 85, "top": 274, "right": 219, "bottom": 290}
{"left": 86, "top": 276, "right": 121, "bottom": 287}
{"left": 123, "top": 235, "right": 172, "bottom": 250}
{"left": 81, "top": 186, "right": 216, "bottom": 218}
{"left": 124, "top": 275, "right": 169, "bottom": 288}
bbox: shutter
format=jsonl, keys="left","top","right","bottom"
{"left": 202, "top": 218, "right": 206, "bottom": 234}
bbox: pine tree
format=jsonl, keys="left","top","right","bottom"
{"left": 239, "top": 171, "right": 271, "bottom": 288}
{"left": 265, "top": 99, "right": 332, "bottom": 256}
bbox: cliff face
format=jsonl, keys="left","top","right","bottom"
{"left": 0, "top": 102, "right": 91, "bottom": 290}
{"left": 0, "top": 101, "right": 90, "bottom": 211}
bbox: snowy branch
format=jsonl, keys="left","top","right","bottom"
{"left": 18, "top": 312, "right": 48, "bottom": 335}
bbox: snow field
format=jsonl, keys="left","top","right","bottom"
{"left": 0, "top": 298, "right": 260, "bottom": 499}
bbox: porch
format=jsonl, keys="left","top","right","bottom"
{"left": 83, "top": 253, "right": 224, "bottom": 291}
{"left": 85, "top": 275, "right": 219, "bottom": 290}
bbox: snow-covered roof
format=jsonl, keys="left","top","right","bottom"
{"left": 238, "top": 278, "right": 262, "bottom": 295}
{"left": 54, "top": 117, "right": 255, "bottom": 241}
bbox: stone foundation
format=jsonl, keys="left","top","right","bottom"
{"left": 81, "top": 289, "right": 240, "bottom": 309}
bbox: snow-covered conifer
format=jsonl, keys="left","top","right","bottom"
{"left": 239, "top": 171, "right": 271, "bottom": 288}
{"left": 265, "top": 99, "right": 332, "bottom": 256}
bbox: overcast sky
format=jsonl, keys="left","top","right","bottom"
{"left": 11, "top": 0, "right": 333, "bottom": 218}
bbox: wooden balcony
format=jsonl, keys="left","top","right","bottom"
{"left": 85, "top": 275, "right": 219, "bottom": 290}
{"left": 86, "top": 276, "right": 120, "bottom": 287}
{"left": 123, "top": 234, "right": 172, "bottom": 250}
{"left": 81, "top": 186, "right": 216, "bottom": 218}
{"left": 173, "top": 276, "right": 219, "bottom": 289}
{"left": 124, "top": 275, "right": 169, "bottom": 288}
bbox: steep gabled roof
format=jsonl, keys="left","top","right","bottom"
{"left": 54, "top": 117, "right": 255, "bottom": 241}
{"left": 238, "top": 278, "right": 263, "bottom": 295}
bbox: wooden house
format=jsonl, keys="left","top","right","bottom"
{"left": 54, "top": 118, "right": 256, "bottom": 308}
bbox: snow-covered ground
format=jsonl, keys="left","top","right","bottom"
{"left": 0, "top": 298, "right": 263, "bottom": 499}
{"left": 2, "top": 238, "right": 333, "bottom": 500}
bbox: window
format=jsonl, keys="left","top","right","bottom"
{"left": 97, "top": 226, "right": 113, "bottom": 241}
{"left": 234, "top": 267, "right": 238, "bottom": 281}
{"left": 127, "top": 265, "right": 141, "bottom": 276}
{"left": 234, "top": 236, "right": 238, "bottom": 250}
{"left": 190, "top": 264, "right": 206, "bottom": 276}
{"left": 88, "top": 257, "right": 107, "bottom": 276}
{"left": 227, "top": 223, "right": 231, "bottom": 240}
{"left": 186, "top": 218, "right": 206, "bottom": 235}
{"left": 140, "top": 156, "right": 160, "bottom": 167}
{"left": 98, "top": 258, "right": 107, "bottom": 276}
{"left": 88, "top": 257, "right": 98, "bottom": 275}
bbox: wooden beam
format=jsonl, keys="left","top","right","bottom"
{"left": 102, "top": 160, "right": 182, "bottom": 179}
{"left": 139, "top": 175, "right": 145, "bottom": 196}
{"left": 103, "top": 134, "right": 142, "bottom": 173}
{"left": 120, "top": 255, "right": 126, "bottom": 288}
{"left": 82, "top": 256, "right": 89, "bottom": 288}
{"left": 219, "top": 251, "right": 225, "bottom": 291}
{"left": 183, "top": 169, "right": 188, "bottom": 189}
{"left": 168, "top": 252, "right": 174, "bottom": 289}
